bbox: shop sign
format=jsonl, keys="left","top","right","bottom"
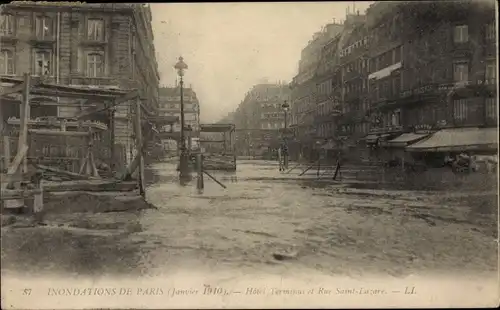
{"left": 414, "top": 124, "right": 434, "bottom": 133}
{"left": 399, "top": 84, "right": 436, "bottom": 98}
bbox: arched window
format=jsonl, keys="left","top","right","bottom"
{"left": 86, "top": 53, "right": 104, "bottom": 77}
{"left": 0, "top": 50, "right": 14, "bottom": 75}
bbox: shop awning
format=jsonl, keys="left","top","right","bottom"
{"left": 386, "top": 133, "right": 430, "bottom": 148}
{"left": 364, "top": 133, "right": 392, "bottom": 144}
{"left": 321, "top": 141, "right": 336, "bottom": 150}
{"left": 364, "top": 134, "right": 379, "bottom": 144}
{"left": 406, "top": 127, "right": 498, "bottom": 152}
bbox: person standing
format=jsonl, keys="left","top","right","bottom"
{"left": 278, "top": 147, "right": 283, "bottom": 171}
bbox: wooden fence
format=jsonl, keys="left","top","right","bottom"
{"left": 1, "top": 133, "right": 112, "bottom": 174}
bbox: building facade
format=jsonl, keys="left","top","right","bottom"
{"left": 289, "top": 22, "right": 344, "bottom": 161}
{"left": 157, "top": 85, "right": 200, "bottom": 152}
{"left": 232, "top": 83, "right": 290, "bottom": 157}
{"left": 365, "top": 1, "right": 497, "bottom": 165}
{"left": 0, "top": 3, "right": 160, "bottom": 165}
{"left": 158, "top": 86, "right": 200, "bottom": 133}
{"left": 289, "top": 0, "right": 497, "bottom": 166}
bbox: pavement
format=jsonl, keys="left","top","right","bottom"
{"left": 1, "top": 160, "right": 497, "bottom": 280}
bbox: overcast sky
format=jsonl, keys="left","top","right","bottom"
{"left": 150, "top": 2, "right": 372, "bottom": 123}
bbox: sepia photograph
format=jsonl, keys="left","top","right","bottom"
{"left": 1, "top": 1, "right": 498, "bottom": 309}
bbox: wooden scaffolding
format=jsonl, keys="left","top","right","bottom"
{"left": 0, "top": 73, "right": 161, "bottom": 212}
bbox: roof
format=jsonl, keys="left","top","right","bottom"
{"left": 406, "top": 127, "right": 498, "bottom": 152}
{"left": 159, "top": 87, "right": 197, "bottom": 97}
{"left": 386, "top": 133, "right": 430, "bottom": 147}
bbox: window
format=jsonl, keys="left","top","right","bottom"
{"left": 485, "top": 62, "right": 496, "bottom": 79}
{"left": 486, "top": 23, "right": 495, "bottom": 41}
{"left": 453, "top": 99, "right": 468, "bottom": 120}
{"left": 453, "top": 63, "right": 468, "bottom": 82}
{"left": 35, "top": 16, "right": 52, "bottom": 39}
{"left": 0, "top": 50, "right": 14, "bottom": 75}
{"left": 33, "top": 50, "right": 52, "bottom": 75}
{"left": 485, "top": 98, "right": 497, "bottom": 119}
{"left": 86, "top": 53, "right": 104, "bottom": 77}
{"left": 87, "top": 19, "right": 104, "bottom": 41}
{"left": 454, "top": 25, "right": 468, "bottom": 43}
{"left": 0, "top": 14, "right": 14, "bottom": 36}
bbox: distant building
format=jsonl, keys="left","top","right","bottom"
{"left": 157, "top": 85, "right": 201, "bottom": 151}
{"left": 232, "top": 82, "right": 290, "bottom": 157}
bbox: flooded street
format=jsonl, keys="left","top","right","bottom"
{"left": 1, "top": 160, "right": 497, "bottom": 279}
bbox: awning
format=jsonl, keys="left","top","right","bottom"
{"left": 364, "top": 133, "right": 391, "bottom": 144}
{"left": 364, "top": 134, "right": 379, "bottom": 144}
{"left": 386, "top": 133, "right": 430, "bottom": 148}
{"left": 406, "top": 127, "right": 498, "bottom": 152}
{"left": 321, "top": 141, "right": 336, "bottom": 150}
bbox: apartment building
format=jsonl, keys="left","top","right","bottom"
{"left": 365, "top": 1, "right": 497, "bottom": 163}
{"left": 289, "top": 22, "right": 343, "bottom": 160}
{"left": 0, "top": 3, "right": 160, "bottom": 165}
{"left": 158, "top": 86, "right": 200, "bottom": 133}
{"left": 232, "top": 83, "right": 290, "bottom": 157}
{"left": 337, "top": 12, "right": 371, "bottom": 161}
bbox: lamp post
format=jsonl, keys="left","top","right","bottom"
{"left": 174, "top": 56, "right": 189, "bottom": 179}
{"left": 281, "top": 100, "right": 290, "bottom": 169}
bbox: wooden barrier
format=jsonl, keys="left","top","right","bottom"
{"left": 196, "top": 153, "right": 204, "bottom": 191}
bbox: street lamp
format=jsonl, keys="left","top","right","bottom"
{"left": 281, "top": 100, "right": 290, "bottom": 169}
{"left": 174, "top": 56, "right": 189, "bottom": 179}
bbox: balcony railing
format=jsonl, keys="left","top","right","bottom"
{"left": 343, "top": 70, "right": 362, "bottom": 82}
{"left": 69, "top": 77, "right": 121, "bottom": 88}
{"left": 368, "top": 125, "right": 403, "bottom": 134}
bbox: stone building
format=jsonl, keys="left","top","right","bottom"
{"left": 289, "top": 22, "right": 343, "bottom": 160}
{"left": 157, "top": 85, "right": 200, "bottom": 151}
{"left": 365, "top": 1, "right": 497, "bottom": 165}
{"left": 232, "top": 83, "right": 290, "bottom": 157}
{"left": 0, "top": 3, "right": 160, "bottom": 165}
{"left": 336, "top": 12, "right": 370, "bottom": 162}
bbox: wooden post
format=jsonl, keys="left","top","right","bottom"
{"left": 109, "top": 105, "right": 115, "bottom": 171}
{"left": 19, "top": 73, "right": 30, "bottom": 174}
{"left": 135, "top": 97, "right": 145, "bottom": 197}
{"left": 33, "top": 172, "right": 43, "bottom": 215}
{"left": 3, "top": 136, "right": 10, "bottom": 171}
{"left": 196, "top": 153, "right": 204, "bottom": 191}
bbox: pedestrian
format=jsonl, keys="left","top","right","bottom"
{"left": 278, "top": 147, "right": 283, "bottom": 171}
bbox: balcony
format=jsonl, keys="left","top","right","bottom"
{"left": 451, "top": 41, "right": 472, "bottom": 58}
{"left": 369, "top": 125, "right": 403, "bottom": 135}
{"left": 69, "top": 77, "right": 121, "bottom": 89}
{"left": 343, "top": 70, "right": 362, "bottom": 82}
{"left": 29, "top": 34, "right": 56, "bottom": 47}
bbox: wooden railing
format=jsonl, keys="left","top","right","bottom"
{"left": 1, "top": 134, "right": 111, "bottom": 174}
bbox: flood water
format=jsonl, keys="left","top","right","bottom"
{"left": 1, "top": 160, "right": 497, "bottom": 279}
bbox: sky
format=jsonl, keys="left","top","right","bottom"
{"left": 150, "top": 2, "right": 372, "bottom": 123}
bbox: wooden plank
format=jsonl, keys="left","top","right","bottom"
{"left": 19, "top": 73, "right": 30, "bottom": 173}
{"left": 28, "top": 129, "right": 89, "bottom": 137}
{"left": 135, "top": 97, "right": 145, "bottom": 197}
{"left": 6, "top": 144, "right": 28, "bottom": 176}
{"left": 3, "top": 136, "right": 10, "bottom": 170}
{"left": 41, "top": 180, "right": 138, "bottom": 193}
{"left": 1, "top": 144, "right": 28, "bottom": 190}
{"left": 74, "top": 90, "right": 138, "bottom": 120}
{"left": 34, "top": 164, "right": 99, "bottom": 180}
{"left": 0, "top": 188, "right": 43, "bottom": 200}
{"left": 0, "top": 82, "right": 25, "bottom": 96}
